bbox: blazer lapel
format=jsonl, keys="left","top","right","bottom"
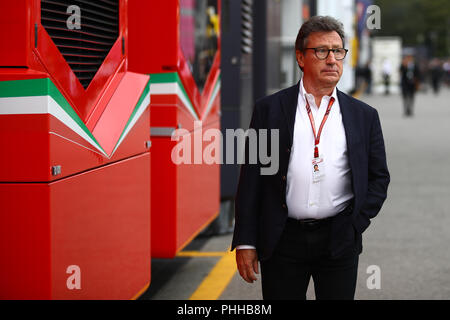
{"left": 279, "top": 85, "right": 361, "bottom": 154}
{"left": 337, "top": 89, "right": 361, "bottom": 149}
{"left": 280, "top": 82, "right": 300, "bottom": 147}
{"left": 337, "top": 89, "right": 362, "bottom": 198}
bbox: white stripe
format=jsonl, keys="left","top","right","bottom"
{"left": 47, "top": 96, "right": 108, "bottom": 157}
{"left": 111, "top": 92, "right": 150, "bottom": 154}
{"left": 150, "top": 82, "right": 199, "bottom": 120}
{"left": 49, "top": 132, "right": 106, "bottom": 157}
{"left": 0, "top": 95, "right": 107, "bottom": 157}
{"left": 149, "top": 82, "right": 178, "bottom": 95}
{"left": 0, "top": 96, "right": 49, "bottom": 114}
{"left": 203, "top": 82, "right": 221, "bottom": 119}
{"left": 1, "top": 89, "right": 151, "bottom": 158}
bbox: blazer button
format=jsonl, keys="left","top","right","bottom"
{"left": 282, "top": 204, "right": 287, "bottom": 210}
{"left": 286, "top": 148, "right": 290, "bottom": 153}
{"left": 282, "top": 175, "right": 286, "bottom": 181}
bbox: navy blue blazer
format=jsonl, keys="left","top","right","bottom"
{"left": 231, "top": 82, "right": 390, "bottom": 261}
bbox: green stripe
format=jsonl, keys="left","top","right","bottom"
{"left": 149, "top": 72, "right": 198, "bottom": 118}
{"left": 114, "top": 79, "right": 150, "bottom": 149}
{"left": 148, "top": 72, "right": 178, "bottom": 84}
{"left": 0, "top": 78, "right": 105, "bottom": 153}
{"left": 149, "top": 71, "right": 222, "bottom": 120}
{"left": 215, "top": 74, "right": 221, "bottom": 90}
{"left": 46, "top": 80, "right": 106, "bottom": 154}
{"left": 128, "top": 78, "right": 150, "bottom": 124}
{"left": 0, "top": 78, "right": 49, "bottom": 97}
{"left": 149, "top": 72, "right": 190, "bottom": 101}
{"left": 1, "top": 77, "right": 152, "bottom": 157}
{"left": 150, "top": 73, "right": 190, "bottom": 102}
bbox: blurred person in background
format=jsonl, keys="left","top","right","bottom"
{"left": 400, "top": 55, "right": 420, "bottom": 117}
{"left": 444, "top": 59, "right": 450, "bottom": 87}
{"left": 382, "top": 58, "right": 392, "bottom": 95}
{"left": 429, "top": 58, "right": 443, "bottom": 95}
{"left": 364, "top": 62, "right": 373, "bottom": 95}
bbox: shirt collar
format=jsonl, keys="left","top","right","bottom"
{"left": 299, "top": 78, "right": 338, "bottom": 109}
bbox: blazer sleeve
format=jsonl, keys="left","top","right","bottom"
{"left": 357, "top": 109, "right": 390, "bottom": 233}
{"left": 231, "top": 103, "right": 263, "bottom": 250}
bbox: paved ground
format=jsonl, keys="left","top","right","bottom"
{"left": 354, "top": 87, "right": 450, "bottom": 299}
{"left": 141, "top": 87, "right": 450, "bottom": 300}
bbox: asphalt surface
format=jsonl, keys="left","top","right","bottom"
{"left": 141, "top": 86, "right": 450, "bottom": 300}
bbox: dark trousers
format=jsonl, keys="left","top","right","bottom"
{"left": 260, "top": 217, "right": 359, "bottom": 300}
{"left": 402, "top": 86, "right": 415, "bottom": 116}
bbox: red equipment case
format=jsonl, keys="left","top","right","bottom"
{"left": 128, "top": 0, "right": 221, "bottom": 258}
{"left": 0, "top": 0, "right": 151, "bottom": 299}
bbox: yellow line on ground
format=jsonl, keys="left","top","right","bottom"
{"left": 175, "top": 210, "right": 220, "bottom": 255}
{"left": 177, "top": 251, "right": 226, "bottom": 257}
{"left": 131, "top": 281, "right": 150, "bottom": 300}
{"left": 189, "top": 249, "right": 237, "bottom": 300}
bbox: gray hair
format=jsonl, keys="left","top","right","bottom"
{"left": 295, "top": 16, "right": 345, "bottom": 52}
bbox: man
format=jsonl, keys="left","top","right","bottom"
{"left": 382, "top": 58, "right": 392, "bottom": 95}
{"left": 400, "top": 55, "right": 420, "bottom": 117}
{"left": 231, "top": 16, "right": 390, "bottom": 300}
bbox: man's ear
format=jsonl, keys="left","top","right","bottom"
{"left": 296, "top": 50, "right": 305, "bottom": 69}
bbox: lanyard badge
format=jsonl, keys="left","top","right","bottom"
{"left": 312, "top": 156, "right": 325, "bottom": 183}
{"left": 305, "top": 96, "right": 335, "bottom": 183}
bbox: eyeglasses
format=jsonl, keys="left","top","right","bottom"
{"left": 304, "top": 47, "right": 348, "bottom": 60}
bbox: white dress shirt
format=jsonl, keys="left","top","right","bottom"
{"left": 286, "top": 79, "right": 354, "bottom": 220}
{"left": 236, "top": 79, "right": 354, "bottom": 250}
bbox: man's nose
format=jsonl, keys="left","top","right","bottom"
{"left": 326, "top": 51, "right": 337, "bottom": 63}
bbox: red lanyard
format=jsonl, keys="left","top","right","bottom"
{"left": 305, "top": 96, "right": 335, "bottom": 158}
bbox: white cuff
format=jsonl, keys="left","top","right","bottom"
{"left": 236, "top": 245, "right": 256, "bottom": 250}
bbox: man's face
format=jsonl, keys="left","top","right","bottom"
{"left": 296, "top": 31, "right": 344, "bottom": 87}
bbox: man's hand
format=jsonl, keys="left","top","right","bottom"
{"left": 236, "top": 249, "right": 259, "bottom": 283}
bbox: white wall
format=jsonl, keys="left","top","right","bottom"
{"left": 371, "top": 37, "right": 402, "bottom": 94}
{"left": 280, "top": 0, "right": 303, "bottom": 88}
{"left": 317, "top": 0, "right": 356, "bottom": 93}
